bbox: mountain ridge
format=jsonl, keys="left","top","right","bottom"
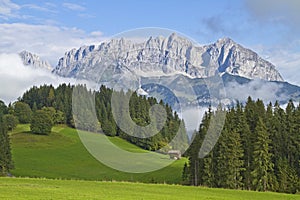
{"left": 52, "top": 33, "right": 284, "bottom": 82}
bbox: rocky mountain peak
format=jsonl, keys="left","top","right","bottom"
{"left": 216, "top": 37, "right": 235, "bottom": 45}
{"left": 19, "top": 51, "right": 52, "bottom": 70}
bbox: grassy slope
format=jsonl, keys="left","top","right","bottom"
{"left": 0, "top": 177, "right": 299, "bottom": 200}
{"left": 10, "top": 124, "right": 187, "bottom": 184}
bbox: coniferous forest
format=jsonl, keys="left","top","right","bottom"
{"left": 19, "top": 84, "right": 188, "bottom": 152}
{"left": 183, "top": 97, "right": 300, "bottom": 193}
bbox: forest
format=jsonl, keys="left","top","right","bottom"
{"left": 12, "top": 84, "right": 188, "bottom": 152}
{"left": 183, "top": 97, "right": 300, "bottom": 194}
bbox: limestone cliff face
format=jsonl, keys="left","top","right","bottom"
{"left": 53, "top": 33, "right": 283, "bottom": 82}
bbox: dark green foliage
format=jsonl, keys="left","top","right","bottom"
{"left": 0, "top": 100, "right": 7, "bottom": 118}
{"left": 13, "top": 102, "right": 32, "bottom": 123}
{"left": 181, "top": 162, "right": 190, "bottom": 185}
{"left": 0, "top": 112, "right": 13, "bottom": 175}
{"left": 72, "top": 85, "right": 100, "bottom": 132}
{"left": 251, "top": 118, "right": 273, "bottom": 191}
{"left": 2, "top": 114, "right": 18, "bottom": 131}
{"left": 184, "top": 98, "right": 300, "bottom": 194}
{"left": 215, "top": 127, "right": 244, "bottom": 189}
{"left": 20, "top": 84, "right": 188, "bottom": 152}
{"left": 22, "top": 84, "right": 73, "bottom": 126}
{"left": 30, "top": 110, "right": 53, "bottom": 135}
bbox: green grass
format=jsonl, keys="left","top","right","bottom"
{"left": 10, "top": 124, "right": 187, "bottom": 184}
{"left": 0, "top": 177, "right": 299, "bottom": 200}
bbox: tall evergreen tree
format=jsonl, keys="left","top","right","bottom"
{"left": 216, "top": 126, "right": 244, "bottom": 189}
{"left": 251, "top": 118, "right": 274, "bottom": 191}
{"left": 0, "top": 119, "right": 13, "bottom": 175}
{"left": 235, "top": 102, "right": 252, "bottom": 190}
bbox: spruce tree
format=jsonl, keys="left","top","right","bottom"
{"left": 234, "top": 102, "right": 252, "bottom": 190}
{"left": 251, "top": 118, "right": 274, "bottom": 191}
{"left": 0, "top": 120, "right": 13, "bottom": 175}
{"left": 216, "top": 127, "right": 244, "bottom": 189}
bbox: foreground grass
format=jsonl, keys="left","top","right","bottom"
{"left": 0, "top": 177, "right": 299, "bottom": 200}
{"left": 10, "top": 125, "right": 186, "bottom": 184}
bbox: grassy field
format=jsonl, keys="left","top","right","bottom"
{"left": 0, "top": 177, "right": 299, "bottom": 200}
{"left": 10, "top": 124, "right": 187, "bottom": 184}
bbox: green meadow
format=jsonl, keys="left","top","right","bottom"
{"left": 10, "top": 124, "right": 186, "bottom": 184}
{"left": 0, "top": 177, "right": 299, "bottom": 200}
{"left": 6, "top": 124, "right": 300, "bottom": 199}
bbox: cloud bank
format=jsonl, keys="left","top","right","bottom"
{"left": 224, "top": 79, "right": 287, "bottom": 104}
{"left": 0, "top": 23, "right": 105, "bottom": 66}
{"left": 0, "top": 53, "right": 97, "bottom": 104}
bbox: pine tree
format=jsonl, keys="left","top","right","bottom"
{"left": 216, "top": 127, "right": 244, "bottom": 189}
{"left": 251, "top": 118, "right": 274, "bottom": 191}
{"left": 235, "top": 102, "right": 252, "bottom": 190}
{"left": 47, "top": 86, "right": 55, "bottom": 107}
{"left": 245, "top": 97, "right": 258, "bottom": 133}
{"left": 181, "top": 162, "right": 190, "bottom": 185}
{"left": 0, "top": 100, "right": 7, "bottom": 118}
{"left": 0, "top": 120, "right": 13, "bottom": 175}
{"left": 202, "top": 151, "right": 214, "bottom": 187}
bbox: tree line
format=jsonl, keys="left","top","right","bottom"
{"left": 1, "top": 83, "right": 189, "bottom": 175}
{"left": 182, "top": 97, "right": 300, "bottom": 194}
{"left": 19, "top": 84, "right": 188, "bottom": 152}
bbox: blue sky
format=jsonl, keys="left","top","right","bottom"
{"left": 0, "top": 0, "right": 300, "bottom": 85}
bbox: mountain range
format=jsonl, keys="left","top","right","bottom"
{"left": 52, "top": 33, "right": 283, "bottom": 82}
{"left": 19, "top": 33, "right": 300, "bottom": 108}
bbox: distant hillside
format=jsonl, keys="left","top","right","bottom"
{"left": 10, "top": 124, "right": 187, "bottom": 184}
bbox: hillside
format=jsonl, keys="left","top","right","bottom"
{"left": 0, "top": 177, "right": 299, "bottom": 200}
{"left": 10, "top": 124, "right": 186, "bottom": 184}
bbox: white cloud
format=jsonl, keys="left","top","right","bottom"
{"left": 0, "top": 53, "right": 97, "bottom": 104}
{"left": 267, "top": 51, "right": 300, "bottom": 86}
{"left": 244, "top": 0, "right": 300, "bottom": 87}
{"left": 62, "top": 2, "right": 85, "bottom": 11}
{"left": 225, "top": 79, "right": 286, "bottom": 104}
{"left": 0, "top": 23, "right": 106, "bottom": 65}
{"left": 0, "top": 0, "right": 20, "bottom": 19}
{"left": 251, "top": 43, "right": 300, "bottom": 86}
{"left": 22, "top": 3, "right": 57, "bottom": 13}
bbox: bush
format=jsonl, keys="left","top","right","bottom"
{"left": 2, "top": 114, "right": 18, "bottom": 131}
{"left": 14, "top": 102, "right": 32, "bottom": 123}
{"left": 30, "top": 110, "right": 52, "bottom": 135}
